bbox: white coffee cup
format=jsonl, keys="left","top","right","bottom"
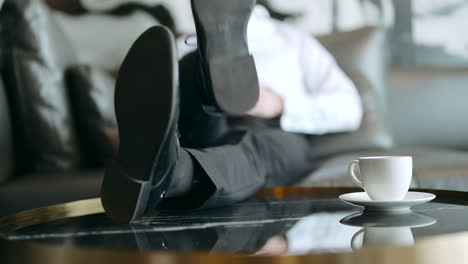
{"left": 348, "top": 156, "right": 412, "bottom": 201}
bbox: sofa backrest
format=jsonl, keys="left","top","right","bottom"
{"left": 0, "top": 76, "right": 14, "bottom": 183}
{"left": 0, "top": 9, "right": 14, "bottom": 183}
{"left": 388, "top": 67, "right": 468, "bottom": 150}
{"left": 310, "top": 27, "right": 394, "bottom": 157}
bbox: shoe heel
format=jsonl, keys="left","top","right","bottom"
{"left": 193, "top": 0, "right": 256, "bottom": 58}
{"left": 101, "top": 160, "right": 151, "bottom": 223}
{"left": 209, "top": 54, "right": 259, "bottom": 115}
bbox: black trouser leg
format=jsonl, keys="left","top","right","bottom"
{"left": 169, "top": 51, "right": 313, "bottom": 209}
{"left": 185, "top": 129, "right": 313, "bottom": 209}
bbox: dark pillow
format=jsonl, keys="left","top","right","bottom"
{"left": 308, "top": 27, "right": 394, "bottom": 158}
{"left": 67, "top": 65, "right": 118, "bottom": 167}
{"left": 0, "top": 78, "right": 14, "bottom": 183}
{"left": 2, "top": 0, "right": 82, "bottom": 173}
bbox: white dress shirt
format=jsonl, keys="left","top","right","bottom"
{"left": 247, "top": 6, "right": 363, "bottom": 135}
{"left": 285, "top": 212, "right": 360, "bottom": 255}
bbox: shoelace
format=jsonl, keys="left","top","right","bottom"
{"left": 184, "top": 34, "right": 198, "bottom": 47}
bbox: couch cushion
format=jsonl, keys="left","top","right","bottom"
{"left": 308, "top": 27, "right": 394, "bottom": 158}
{"left": 51, "top": 7, "right": 159, "bottom": 72}
{"left": 2, "top": 0, "right": 82, "bottom": 173}
{"left": 66, "top": 65, "right": 118, "bottom": 167}
{"left": 0, "top": 170, "right": 103, "bottom": 217}
{"left": 297, "top": 147, "right": 468, "bottom": 192}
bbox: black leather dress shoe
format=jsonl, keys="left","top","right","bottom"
{"left": 191, "top": 0, "right": 260, "bottom": 116}
{"left": 101, "top": 26, "right": 180, "bottom": 223}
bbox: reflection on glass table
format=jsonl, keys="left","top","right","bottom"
{"left": 255, "top": 211, "right": 436, "bottom": 256}
{"left": 341, "top": 211, "right": 436, "bottom": 250}
{"left": 4, "top": 193, "right": 467, "bottom": 257}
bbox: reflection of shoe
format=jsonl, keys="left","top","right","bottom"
{"left": 130, "top": 223, "right": 220, "bottom": 252}
{"left": 191, "top": 0, "right": 260, "bottom": 115}
{"left": 101, "top": 26, "right": 180, "bottom": 223}
{"left": 130, "top": 223, "right": 170, "bottom": 251}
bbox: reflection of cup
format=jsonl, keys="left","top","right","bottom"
{"left": 351, "top": 227, "right": 414, "bottom": 250}
{"left": 341, "top": 211, "right": 437, "bottom": 251}
{"left": 348, "top": 156, "right": 412, "bottom": 200}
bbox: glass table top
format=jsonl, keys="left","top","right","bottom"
{"left": 2, "top": 188, "right": 467, "bottom": 256}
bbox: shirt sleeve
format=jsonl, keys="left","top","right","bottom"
{"left": 280, "top": 32, "right": 363, "bottom": 135}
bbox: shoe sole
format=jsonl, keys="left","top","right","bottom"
{"left": 192, "top": 0, "right": 259, "bottom": 115}
{"left": 101, "top": 26, "right": 179, "bottom": 223}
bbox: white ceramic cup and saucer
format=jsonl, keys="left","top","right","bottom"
{"left": 339, "top": 156, "right": 436, "bottom": 212}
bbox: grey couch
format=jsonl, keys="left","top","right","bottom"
{"left": 0, "top": 0, "right": 467, "bottom": 218}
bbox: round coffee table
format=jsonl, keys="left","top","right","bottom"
{"left": 0, "top": 187, "right": 467, "bottom": 264}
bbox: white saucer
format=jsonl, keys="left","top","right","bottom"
{"left": 339, "top": 192, "right": 436, "bottom": 212}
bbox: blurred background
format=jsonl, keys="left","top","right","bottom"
{"left": 2, "top": 0, "right": 468, "bottom": 217}
{"left": 45, "top": 0, "right": 468, "bottom": 68}
{"left": 271, "top": 0, "right": 468, "bottom": 67}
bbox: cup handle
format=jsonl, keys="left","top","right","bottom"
{"left": 348, "top": 160, "right": 364, "bottom": 189}
{"left": 351, "top": 228, "right": 365, "bottom": 251}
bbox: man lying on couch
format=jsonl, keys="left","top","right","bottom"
{"left": 45, "top": 0, "right": 363, "bottom": 222}
{"left": 84, "top": 0, "right": 363, "bottom": 222}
